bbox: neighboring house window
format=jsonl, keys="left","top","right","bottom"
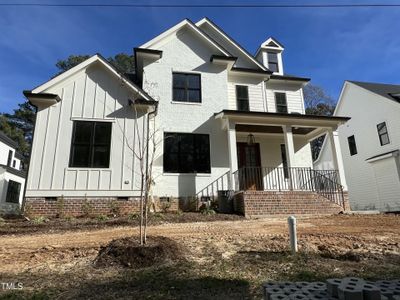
{"left": 275, "top": 92, "right": 288, "bottom": 113}
{"left": 377, "top": 122, "right": 390, "bottom": 146}
{"left": 267, "top": 52, "right": 279, "bottom": 72}
{"left": 69, "top": 121, "right": 112, "bottom": 168}
{"left": 236, "top": 85, "right": 249, "bottom": 111}
{"left": 12, "top": 160, "right": 16, "bottom": 168}
{"left": 280, "top": 144, "right": 289, "bottom": 179}
{"left": 164, "top": 132, "right": 210, "bottom": 173}
{"left": 347, "top": 135, "right": 357, "bottom": 156}
{"left": 6, "top": 180, "right": 21, "bottom": 203}
{"left": 7, "top": 150, "right": 12, "bottom": 167}
{"left": 172, "top": 73, "right": 201, "bottom": 103}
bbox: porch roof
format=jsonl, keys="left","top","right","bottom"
{"left": 215, "top": 110, "right": 350, "bottom": 140}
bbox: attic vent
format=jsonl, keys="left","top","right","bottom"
{"left": 267, "top": 41, "right": 278, "bottom": 47}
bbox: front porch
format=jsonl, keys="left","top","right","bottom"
{"left": 196, "top": 110, "right": 350, "bottom": 216}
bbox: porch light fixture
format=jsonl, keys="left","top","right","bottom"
{"left": 246, "top": 133, "right": 255, "bottom": 145}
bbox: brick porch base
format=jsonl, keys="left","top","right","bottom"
{"left": 24, "top": 197, "right": 178, "bottom": 218}
{"left": 233, "top": 190, "right": 347, "bottom": 218}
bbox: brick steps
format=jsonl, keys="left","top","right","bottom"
{"left": 234, "top": 191, "right": 344, "bottom": 218}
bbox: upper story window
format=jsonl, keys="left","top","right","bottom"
{"left": 164, "top": 132, "right": 210, "bottom": 173}
{"left": 69, "top": 121, "right": 112, "bottom": 168}
{"left": 267, "top": 52, "right": 279, "bottom": 73}
{"left": 12, "top": 160, "right": 16, "bottom": 168}
{"left": 275, "top": 92, "right": 288, "bottom": 113}
{"left": 377, "top": 122, "right": 390, "bottom": 146}
{"left": 236, "top": 85, "right": 249, "bottom": 111}
{"left": 347, "top": 135, "right": 357, "bottom": 156}
{"left": 7, "top": 150, "right": 12, "bottom": 167}
{"left": 172, "top": 72, "right": 201, "bottom": 103}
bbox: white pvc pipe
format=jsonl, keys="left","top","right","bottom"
{"left": 288, "top": 216, "right": 298, "bottom": 254}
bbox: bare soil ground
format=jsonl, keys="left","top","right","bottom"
{"left": 0, "top": 214, "right": 399, "bottom": 299}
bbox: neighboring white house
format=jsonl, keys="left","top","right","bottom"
{"left": 24, "top": 18, "right": 350, "bottom": 217}
{"left": 0, "top": 131, "right": 26, "bottom": 212}
{"left": 315, "top": 81, "right": 400, "bottom": 212}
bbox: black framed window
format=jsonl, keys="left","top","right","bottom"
{"left": 12, "top": 160, "right": 16, "bottom": 168}
{"left": 267, "top": 52, "right": 279, "bottom": 72}
{"left": 275, "top": 92, "right": 288, "bottom": 113}
{"left": 6, "top": 180, "right": 21, "bottom": 203}
{"left": 7, "top": 150, "right": 12, "bottom": 167}
{"left": 164, "top": 132, "right": 210, "bottom": 173}
{"left": 69, "top": 121, "right": 112, "bottom": 168}
{"left": 172, "top": 73, "right": 201, "bottom": 103}
{"left": 347, "top": 135, "right": 357, "bottom": 156}
{"left": 236, "top": 85, "right": 249, "bottom": 111}
{"left": 377, "top": 122, "right": 390, "bottom": 146}
{"left": 280, "top": 144, "right": 289, "bottom": 179}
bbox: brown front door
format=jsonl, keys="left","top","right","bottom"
{"left": 237, "top": 142, "right": 263, "bottom": 190}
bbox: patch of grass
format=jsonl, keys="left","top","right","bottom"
{"left": 31, "top": 216, "right": 49, "bottom": 224}
{"left": 95, "top": 215, "right": 109, "bottom": 222}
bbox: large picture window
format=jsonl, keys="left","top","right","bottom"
{"left": 377, "top": 122, "right": 390, "bottom": 146}
{"left": 172, "top": 72, "right": 201, "bottom": 103}
{"left": 236, "top": 85, "right": 250, "bottom": 111}
{"left": 275, "top": 92, "right": 288, "bottom": 113}
{"left": 6, "top": 180, "right": 21, "bottom": 203}
{"left": 69, "top": 121, "right": 112, "bottom": 168}
{"left": 164, "top": 132, "right": 210, "bottom": 173}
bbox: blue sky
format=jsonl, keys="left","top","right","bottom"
{"left": 1, "top": 0, "right": 400, "bottom": 113}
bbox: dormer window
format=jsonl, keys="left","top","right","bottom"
{"left": 267, "top": 52, "right": 279, "bottom": 73}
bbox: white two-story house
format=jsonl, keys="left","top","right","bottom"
{"left": 24, "top": 18, "right": 350, "bottom": 217}
{"left": 0, "top": 131, "right": 26, "bottom": 213}
{"left": 315, "top": 81, "right": 400, "bottom": 212}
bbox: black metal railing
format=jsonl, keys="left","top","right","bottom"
{"left": 231, "top": 167, "right": 344, "bottom": 208}
{"left": 195, "top": 170, "right": 232, "bottom": 202}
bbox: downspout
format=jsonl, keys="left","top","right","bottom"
{"left": 20, "top": 103, "right": 38, "bottom": 214}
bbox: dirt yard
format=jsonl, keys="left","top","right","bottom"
{"left": 0, "top": 214, "right": 399, "bottom": 299}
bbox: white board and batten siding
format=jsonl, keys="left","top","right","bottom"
{"left": 27, "top": 63, "right": 145, "bottom": 198}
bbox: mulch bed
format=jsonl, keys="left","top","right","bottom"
{"left": 0, "top": 212, "right": 243, "bottom": 236}
{"left": 94, "top": 236, "right": 184, "bottom": 268}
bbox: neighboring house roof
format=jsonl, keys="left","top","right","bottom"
{"left": 348, "top": 81, "right": 400, "bottom": 104}
{"left": 140, "top": 19, "right": 231, "bottom": 57}
{"left": 14, "top": 151, "right": 25, "bottom": 160}
{"left": 0, "top": 131, "right": 18, "bottom": 149}
{"left": 30, "top": 54, "right": 157, "bottom": 104}
{"left": 365, "top": 149, "right": 400, "bottom": 162}
{"left": 196, "top": 17, "right": 269, "bottom": 71}
{"left": 0, "top": 164, "right": 26, "bottom": 178}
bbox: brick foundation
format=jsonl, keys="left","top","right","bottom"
{"left": 24, "top": 197, "right": 178, "bottom": 218}
{"left": 234, "top": 191, "right": 344, "bottom": 218}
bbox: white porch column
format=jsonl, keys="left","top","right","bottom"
{"left": 282, "top": 125, "right": 295, "bottom": 168}
{"left": 227, "top": 121, "right": 238, "bottom": 190}
{"left": 327, "top": 129, "right": 347, "bottom": 190}
{"left": 283, "top": 125, "right": 295, "bottom": 190}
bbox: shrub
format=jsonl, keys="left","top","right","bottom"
{"left": 199, "top": 204, "right": 216, "bottom": 215}
{"left": 159, "top": 199, "right": 171, "bottom": 213}
{"left": 108, "top": 200, "right": 121, "bottom": 217}
{"left": 128, "top": 213, "right": 139, "bottom": 220}
{"left": 81, "top": 198, "right": 93, "bottom": 218}
{"left": 96, "top": 214, "right": 109, "bottom": 221}
{"left": 56, "top": 195, "right": 65, "bottom": 218}
{"left": 32, "top": 216, "right": 49, "bottom": 224}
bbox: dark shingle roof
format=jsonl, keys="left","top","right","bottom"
{"left": 348, "top": 81, "right": 400, "bottom": 103}
{"left": 0, "top": 131, "right": 18, "bottom": 148}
